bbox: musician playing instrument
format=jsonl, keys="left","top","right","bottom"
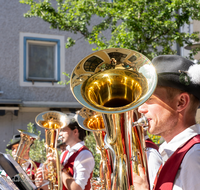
{"left": 133, "top": 55, "right": 200, "bottom": 190}
{"left": 35, "top": 115, "right": 95, "bottom": 190}
{"left": 6, "top": 134, "right": 41, "bottom": 179}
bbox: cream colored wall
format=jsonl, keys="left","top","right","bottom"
{"left": 196, "top": 109, "right": 200, "bottom": 123}
{"left": 193, "top": 20, "right": 200, "bottom": 60}
{"left": 193, "top": 21, "right": 200, "bottom": 123}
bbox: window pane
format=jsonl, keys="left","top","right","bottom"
{"left": 28, "top": 43, "right": 55, "bottom": 80}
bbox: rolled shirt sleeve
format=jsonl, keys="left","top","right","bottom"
{"left": 73, "top": 150, "right": 95, "bottom": 190}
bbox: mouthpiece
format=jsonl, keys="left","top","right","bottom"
{"left": 132, "top": 115, "right": 148, "bottom": 129}
{"left": 58, "top": 136, "right": 63, "bottom": 141}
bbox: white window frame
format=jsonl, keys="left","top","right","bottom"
{"left": 19, "top": 32, "right": 65, "bottom": 87}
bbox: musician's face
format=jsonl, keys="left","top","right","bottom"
{"left": 60, "top": 126, "right": 77, "bottom": 147}
{"left": 11, "top": 143, "right": 19, "bottom": 157}
{"left": 138, "top": 86, "right": 178, "bottom": 142}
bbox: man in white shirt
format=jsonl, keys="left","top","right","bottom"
{"left": 35, "top": 114, "right": 95, "bottom": 190}
{"left": 132, "top": 55, "right": 200, "bottom": 190}
{"left": 59, "top": 117, "right": 95, "bottom": 190}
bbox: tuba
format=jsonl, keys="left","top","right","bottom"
{"left": 35, "top": 111, "right": 69, "bottom": 190}
{"left": 77, "top": 107, "right": 112, "bottom": 190}
{"left": 70, "top": 48, "right": 157, "bottom": 190}
{"left": 15, "top": 129, "right": 39, "bottom": 180}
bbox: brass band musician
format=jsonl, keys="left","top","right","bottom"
{"left": 133, "top": 55, "right": 200, "bottom": 190}
{"left": 6, "top": 134, "right": 41, "bottom": 180}
{"left": 35, "top": 114, "right": 95, "bottom": 190}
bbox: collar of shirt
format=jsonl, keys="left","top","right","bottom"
{"left": 159, "top": 124, "right": 200, "bottom": 163}
{"left": 66, "top": 141, "right": 85, "bottom": 153}
{"left": 63, "top": 141, "right": 85, "bottom": 165}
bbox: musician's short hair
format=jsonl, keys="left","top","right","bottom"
{"left": 68, "top": 119, "right": 88, "bottom": 141}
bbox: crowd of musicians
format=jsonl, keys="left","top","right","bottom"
{"left": 3, "top": 53, "right": 200, "bottom": 190}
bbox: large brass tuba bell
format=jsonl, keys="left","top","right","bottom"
{"left": 71, "top": 48, "right": 157, "bottom": 190}
{"left": 35, "top": 111, "right": 69, "bottom": 190}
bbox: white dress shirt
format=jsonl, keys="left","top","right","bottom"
{"left": 60, "top": 141, "right": 95, "bottom": 190}
{"left": 159, "top": 124, "right": 200, "bottom": 190}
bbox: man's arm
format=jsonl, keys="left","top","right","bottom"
{"left": 62, "top": 169, "right": 82, "bottom": 190}
{"left": 62, "top": 150, "right": 94, "bottom": 190}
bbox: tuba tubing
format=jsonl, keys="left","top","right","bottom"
{"left": 70, "top": 48, "right": 157, "bottom": 189}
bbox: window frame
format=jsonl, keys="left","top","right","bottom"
{"left": 20, "top": 33, "right": 65, "bottom": 87}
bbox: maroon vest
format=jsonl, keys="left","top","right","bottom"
{"left": 61, "top": 146, "right": 93, "bottom": 190}
{"left": 153, "top": 134, "right": 200, "bottom": 190}
{"left": 145, "top": 138, "right": 159, "bottom": 151}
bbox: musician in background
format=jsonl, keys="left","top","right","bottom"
{"left": 133, "top": 55, "right": 200, "bottom": 190}
{"left": 6, "top": 134, "right": 41, "bottom": 179}
{"left": 35, "top": 115, "right": 95, "bottom": 190}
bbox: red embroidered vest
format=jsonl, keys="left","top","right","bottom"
{"left": 61, "top": 146, "right": 93, "bottom": 190}
{"left": 153, "top": 134, "right": 200, "bottom": 190}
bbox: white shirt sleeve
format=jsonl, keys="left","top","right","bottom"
{"left": 73, "top": 150, "right": 95, "bottom": 190}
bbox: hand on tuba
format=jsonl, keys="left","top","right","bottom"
{"left": 35, "top": 167, "right": 49, "bottom": 190}
{"left": 35, "top": 152, "right": 58, "bottom": 189}
{"left": 133, "top": 164, "right": 150, "bottom": 190}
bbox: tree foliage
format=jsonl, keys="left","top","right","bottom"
{"left": 20, "top": 0, "right": 200, "bottom": 59}
{"left": 85, "top": 132, "right": 101, "bottom": 177}
{"left": 26, "top": 122, "right": 47, "bottom": 163}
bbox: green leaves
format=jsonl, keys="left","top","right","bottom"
{"left": 27, "top": 122, "right": 46, "bottom": 163}
{"left": 57, "top": 72, "right": 71, "bottom": 85}
{"left": 85, "top": 133, "right": 101, "bottom": 177}
{"left": 20, "top": 0, "right": 200, "bottom": 59}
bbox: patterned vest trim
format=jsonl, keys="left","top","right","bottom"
{"left": 145, "top": 138, "right": 159, "bottom": 151}
{"left": 62, "top": 146, "right": 93, "bottom": 190}
{"left": 153, "top": 134, "right": 200, "bottom": 190}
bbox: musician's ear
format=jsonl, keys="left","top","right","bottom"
{"left": 73, "top": 128, "right": 79, "bottom": 136}
{"left": 177, "top": 92, "right": 190, "bottom": 112}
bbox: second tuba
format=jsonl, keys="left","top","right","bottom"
{"left": 35, "top": 111, "right": 69, "bottom": 190}
{"left": 70, "top": 48, "right": 157, "bottom": 190}
{"left": 15, "top": 129, "right": 39, "bottom": 180}
{"left": 77, "top": 107, "right": 112, "bottom": 190}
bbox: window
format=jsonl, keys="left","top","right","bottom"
{"left": 20, "top": 33, "right": 65, "bottom": 87}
